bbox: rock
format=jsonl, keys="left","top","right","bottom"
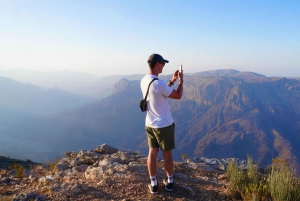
{"left": 65, "top": 151, "right": 73, "bottom": 157}
{"left": 72, "top": 164, "right": 89, "bottom": 173}
{"left": 84, "top": 166, "right": 107, "bottom": 179}
{"left": 93, "top": 160, "right": 100, "bottom": 167}
{"left": 174, "top": 172, "right": 189, "bottom": 180}
{"left": 107, "top": 168, "right": 114, "bottom": 175}
{"left": 1, "top": 144, "right": 233, "bottom": 200}
{"left": 70, "top": 183, "right": 81, "bottom": 194}
{"left": 63, "top": 175, "right": 75, "bottom": 183}
{"left": 221, "top": 158, "right": 247, "bottom": 169}
{"left": 13, "top": 192, "right": 46, "bottom": 201}
{"left": 13, "top": 193, "right": 26, "bottom": 201}
{"left": 0, "top": 177, "right": 10, "bottom": 184}
{"left": 178, "top": 184, "right": 195, "bottom": 196}
{"left": 99, "top": 158, "right": 113, "bottom": 166}
{"left": 218, "top": 174, "right": 227, "bottom": 180}
{"left": 39, "top": 165, "right": 47, "bottom": 170}
{"left": 64, "top": 169, "right": 73, "bottom": 175}
{"left": 24, "top": 169, "right": 31, "bottom": 178}
{"left": 57, "top": 158, "right": 72, "bottom": 166}
{"left": 51, "top": 183, "right": 61, "bottom": 191}
{"left": 73, "top": 157, "right": 93, "bottom": 166}
{"left": 187, "top": 157, "right": 226, "bottom": 171}
{"left": 94, "top": 143, "right": 118, "bottom": 154}
{"left": 128, "top": 162, "right": 147, "bottom": 173}
{"left": 38, "top": 176, "right": 53, "bottom": 185}
{"left": 8, "top": 169, "right": 16, "bottom": 176}
{"left": 55, "top": 164, "right": 69, "bottom": 172}
{"left": 30, "top": 176, "right": 38, "bottom": 183}
{"left": 110, "top": 151, "right": 143, "bottom": 164}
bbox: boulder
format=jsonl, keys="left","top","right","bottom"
{"left": 94, "top": 144, "right": 118, "bottom": 154}
{"left": 84, "top": 166, "right": 107, "bottom": 179}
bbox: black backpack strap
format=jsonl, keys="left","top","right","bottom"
{"left": 144, "top": 78, "right": 158, "bottom": 101}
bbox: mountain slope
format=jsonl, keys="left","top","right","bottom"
{"left": 170, "top": 74, "right": 300, "bottom": 170}
{"left": 2, "top": 70, "right": 300, "bottom": 172}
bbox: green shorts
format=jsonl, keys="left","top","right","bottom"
{"left": 145, "top": 123, "right": 175, "bottom": 151}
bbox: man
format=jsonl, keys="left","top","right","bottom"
{"left": 140, "top": 53, "right": 183, "bottom": 194}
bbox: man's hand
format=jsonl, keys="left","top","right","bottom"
{"left": 170, "top": 70, "right": 179, "bottom": 83}
{"left": 178, "top": 70, "right": 183, "bottom": 82}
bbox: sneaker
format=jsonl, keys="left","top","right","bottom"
{"left": 163, "top": 178, "right": 173, "bottom": 191}
{"left": 148, "top": 183, "right": 158, "bottom": 194}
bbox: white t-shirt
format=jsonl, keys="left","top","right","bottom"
{"left": 140, "top": 74, "right": 173, "bottom": 128}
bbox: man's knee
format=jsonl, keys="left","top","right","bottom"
{"left": 162, "top": 150, "right": 173, "bottom": 159}
{"left": 149, "top": 148, "right": 159, "bottom": 156}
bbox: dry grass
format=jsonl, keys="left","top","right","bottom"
{"left": 0, "top": 196, "right": 13, "bottom": 201}
{"left": 8, "top": 163, "right": 25, "bottom": 178}
{"left": 35, "top": 187, "right": 53, "bottom": 196}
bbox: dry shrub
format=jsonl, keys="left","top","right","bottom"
{"left": 8, "top": 163, "right": 25, "bottom": 178}
{"left": 45, "top": 156, "right": 61, "bottom": 172}
{"left": 268, "top": 157, "right": 300, "bottom": 201}
{"left": 226, "top": 155, "right": 269, "bottom": 200}
{"left": 226, "top": 156, "right": 300, "bottom": 201}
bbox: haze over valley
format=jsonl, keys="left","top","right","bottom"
{"left": 0, "top": 69, "right": 300, "bottom": 173}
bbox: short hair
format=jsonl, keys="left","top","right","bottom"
{"left": 148, "top": 62, "right": 156, "bottom": 70}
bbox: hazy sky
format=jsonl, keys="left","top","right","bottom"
{"left": 0, "top": 0, "right": 299, "bottom": 77}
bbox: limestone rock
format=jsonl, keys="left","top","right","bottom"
{"left": 55, "top": 164, "right": 69, "bottom": 172}
{"left": 0, "top": 143, "right": 234, "bottom": 201}
{"left": 84, "top": 166, "right": 107, "bottom": 179}
{"left": 94, "top": 143, "right": 118, "bottom": 154}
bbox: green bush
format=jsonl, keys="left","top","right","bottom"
{"left": 46, "top": 156, "right": 61, "bottom": 171}
{"left": 8, "top": 163, "right": 25, "bottom": 178}
{"left": 268, "top": 158, "right": 300, "bottom": 201}
{"left": 226, "top": 156, "right": 300, "bottom": 201}
{"left": 226, "top": 159, "right": 247, "bottom": 199}
{"left": 243, "top": 156, "right": 269, "bottom": 201}
{"left": 180, "top": 153, "right": 188, "bottom": 162}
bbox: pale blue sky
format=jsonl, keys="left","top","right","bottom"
{"left": 0, "top": 0, "right": 299, "bottom": 77}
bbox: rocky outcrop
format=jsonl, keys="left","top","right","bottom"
{"left": 0, "top": 144, "right": 238, "bottom": 200}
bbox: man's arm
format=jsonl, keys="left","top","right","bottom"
{"left": 168, "top": 79, "right": 183, "bottom": 99}
{"left": 168, "top": 71, "right": 184, "bottom": 99}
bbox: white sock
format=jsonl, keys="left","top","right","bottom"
{"left": 168, "top": 174, "right": 173, "bottom": 183}
{"left": 150, "top": 175, "right": 157, "bottom": 186}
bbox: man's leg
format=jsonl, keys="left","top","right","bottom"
{"left": 147, "top": 147, "right": 159, "bottom": 194}
{"left": 148, "top": 147, "right": 159, "bottom": 176}
{"left": 162, "top": 149, "right": 174, "bottom": 176}
{"left": 162, "top": 149, "right": 174, "bottom": 191}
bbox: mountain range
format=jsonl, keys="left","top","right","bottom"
{"left": 0, "top": 69, "right": 143, "bottom": 99}
{"left": 0, "top": 69, "right": 299, "bottom": 172}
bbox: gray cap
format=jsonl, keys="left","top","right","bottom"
{"left": 147, "top": 53, "right": 169, "bottom": 64}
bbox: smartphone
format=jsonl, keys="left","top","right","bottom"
{"left": 178, "top": 65, "right": 183, "bottom": 73}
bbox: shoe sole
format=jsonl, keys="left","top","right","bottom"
{"left": 148, "top": 184, "right": 158, "bottom": 194}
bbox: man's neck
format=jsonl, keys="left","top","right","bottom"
{"left": 149, "top": 70, "right": 159, "bottom": 77}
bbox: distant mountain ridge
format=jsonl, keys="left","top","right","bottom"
{"left": 0, "top": 76, "right": 93, "bottom": 115}
{"left": 0, "top": 69, "right": 144, "bottom": 99}
{"left": 1, "top": 70, "right": 300, "bottom": 173}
